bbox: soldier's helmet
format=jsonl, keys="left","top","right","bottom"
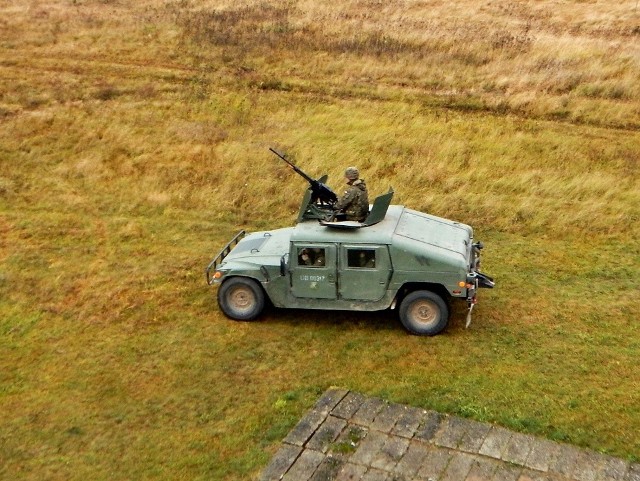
{"left": 345, "top": 167, "right": 359, "bottom": 180}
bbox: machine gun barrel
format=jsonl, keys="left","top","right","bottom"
{"left": 269, "top": 148, "right": 315, "bottom": 184}
{"left": 269, "top": 148, "right": 338, "bottom": 205}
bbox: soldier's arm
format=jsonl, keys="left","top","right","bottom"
{"left": 335, "top": 187, "right": 356, "bottom": 211}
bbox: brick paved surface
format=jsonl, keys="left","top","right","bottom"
{"left": 260, "top": 389, "right": 638, "bottom": 481}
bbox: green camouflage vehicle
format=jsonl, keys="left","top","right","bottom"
{"left": 205, "top": 150, "right": 494, "bottom": 336}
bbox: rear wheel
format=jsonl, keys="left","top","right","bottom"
{"left": 218, "top": 277, "right": 265, "bottom": 321}
{"left": 399, "top": 290, "right": 448, "bottom": 336}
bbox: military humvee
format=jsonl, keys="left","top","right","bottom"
{"left": 205, "top": 151, "right": 494, "bottom": 336}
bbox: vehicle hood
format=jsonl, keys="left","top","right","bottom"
{"left": 218, "top": 227, "right": 293, "bottom": 269}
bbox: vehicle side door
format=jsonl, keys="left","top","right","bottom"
{"left": 338, "top": 245, "right": 391, "bottom": 301}
{"left": 290, "top": 244, "right": 337, "bottom": 299}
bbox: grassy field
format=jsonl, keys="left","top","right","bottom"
{"left": 1, "top": 1, "right": 639, "bottom": 480}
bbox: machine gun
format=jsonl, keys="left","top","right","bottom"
{"left": 269, "top": 148, "right": 338, "bottom": 206}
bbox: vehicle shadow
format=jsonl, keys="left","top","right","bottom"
{"left": 260, "top": 304, "right": 401, "bottom": 334}
{"left": 257, "top": 302, "right": 474, "bottom": 336}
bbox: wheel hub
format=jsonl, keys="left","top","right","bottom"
{"left": 230, "top": 287, "right": 253, "bottom": 312}
{"left": 410, "top": 300, "right": 438, "bottom": 325}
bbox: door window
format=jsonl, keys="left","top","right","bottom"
{"left": 347, "top": 249, "right": 376, "bottom": 268}
{"left": 297, "top": 247, "right": 326, "bottom": 267}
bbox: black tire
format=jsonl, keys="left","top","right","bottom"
{"left": 218, "top": 277, "right": 265, "bottom": 321}
{"left": 398, "top": 290, "right": 449, "bottom": 336}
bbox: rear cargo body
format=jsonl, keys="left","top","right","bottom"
{"left": 389, "top": 208, "right": 474, "bottom": 298}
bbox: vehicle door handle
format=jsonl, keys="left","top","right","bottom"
{"left": 328, "top": 274, "right": 335, "bottom": 282}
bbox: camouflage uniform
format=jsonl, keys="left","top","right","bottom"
{"left": 335, "top": 178, "right": 369, "bottom": 222}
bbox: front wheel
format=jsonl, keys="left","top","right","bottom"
{"left": 398, "top": 290, "right": 449, "bottom": 336}
{"left": 218, "top": 277, "right": 265, "bottom": 321}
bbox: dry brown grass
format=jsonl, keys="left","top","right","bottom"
{"left": 155, "top": 0, "right": 640, "bottom": 127}
{"left": 2, "top": 0, "right": 639, "bottom": 129}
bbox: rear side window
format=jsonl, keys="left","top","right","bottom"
{"left": 347, "top": 249, "right": 376, "bottom": 268}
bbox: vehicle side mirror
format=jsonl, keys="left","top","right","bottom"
{"left": 280, "top": 253, "right": 289, "bottom": 276}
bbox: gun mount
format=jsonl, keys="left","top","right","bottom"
{"left": 270, "top": 148, "right": 338, "bottom": 222}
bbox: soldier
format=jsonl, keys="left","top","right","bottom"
{"left": 334, "top": 166, "right": 369, "bottom": 222}
{"left": 358, "top": 251, "right": 375, "bottom": 268}
{"left": 299, "top": 248, "right": 313, "bottom": 266}
{"left": 311, "top": 248, "right": 325, "bottom": 267}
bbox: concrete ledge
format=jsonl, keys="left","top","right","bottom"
{"left": 260, "top": 389, "right": 637, "bottom": 481}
